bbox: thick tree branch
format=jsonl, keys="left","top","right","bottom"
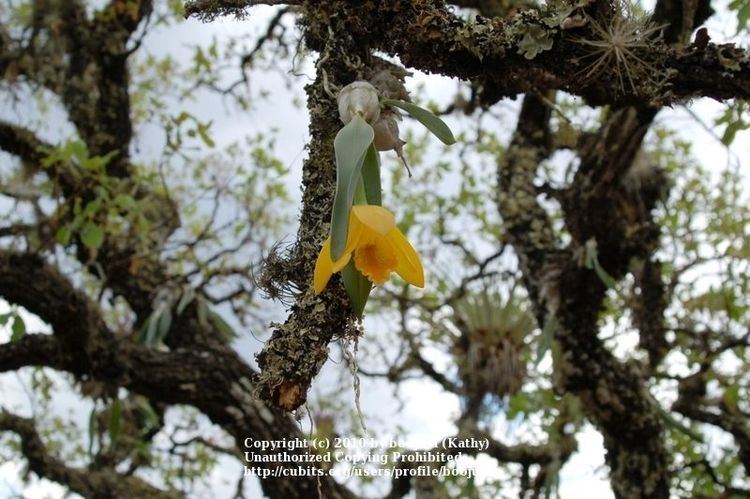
{"left": 190, "top": 0, "right": 750, "bottom": 105}
{"left": 0, "top": 409, "right": 180, "bottom": 498}
{"left": 252, "top": 9, "right": 368, "bottom": 411}
{"left": 0, "top": 252, "right": 110, "bottom": 372}
{"left": 0, "top": 338, "right": 356, "bottom": 498}
{"left": 185, "top": 0, "right": 299, "bottom": 20}
{"left": 365, "top": 0, "right": 748, "bottom": 105}
{"left": 0, "top": 251, "right": 353, "bottom": 499}
{"left": 0, "top": 334, "right": 70, "bottom": 373}
{"left": 497, "top": 94, "right": 671, "bottom": 498}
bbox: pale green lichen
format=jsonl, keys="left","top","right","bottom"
{"left": 517, "top": 24, "right": 555, "bottom": 59}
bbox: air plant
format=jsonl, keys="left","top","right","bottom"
{"left": 447, "top": 288, "right": 536, "bottom": 399}
{"left": 571, "top": 0, "right": 664, "bottom": 93}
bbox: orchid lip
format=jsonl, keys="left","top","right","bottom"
{"left": 313, "top": 205, "right": 424, "bottom": 294}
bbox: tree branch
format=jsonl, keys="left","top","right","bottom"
{"left": 364, "top": 0, "right": 749, "bottom": 105}
{"left": 0, "top": 409, "right": 180, "bottom": 498}
{"left": 385, "top": 428, "right": 576, "bottom": 499}
{"left": 185, "top": 0, "right": 299, "bottom": 21}
{"left": 0, "top": 251, "right": 353, "bottom": 499}
{"left": 496, "top": 93, "right": 672, "bottom": 497}
{"left": 0, "top": 252, "right": 109, "bottom": 372}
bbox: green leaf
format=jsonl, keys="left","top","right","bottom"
{"left": 83, "top": 199, "right": 102, "bottom": 217}
{"left": 81, "top": 150, "right": 118, "bottom": 172}
{"left": 0, "top": 313, "right": 12, "bottom": 326}
{"left": 383, "top": 99, "right": 456, "bottom": 145}
{"left": 156, "top": 305, "right": 173, "bottom": 343}
{"left": 139, "top": 303, "right": 168, "bottom": 347}
{"left": 135, "top": 399, "right": 160, "bottom": 430}
{"left": 341, "top": 261, "right": 372, "bottom": 317}
{"left": 176, "top": 288, "right": 195, "bottom": 315}
{"left": 584, "top": 239, "right": 618, "bottom": 289}
{"left": 331, "top": 115, "right": 374, "bottom": 260}
{"left": 113, "top": 194, "right": 137, "bottom": 210}
{"left": 716, "top": 101, "right": 749, "bottom": 146}
{"left": 80, "top": 222, "right": 104, "bottom": 249}
{"left": 109, "top": 398, "right": 122, "bottom": 450}
{"left": 196, "top": 297, "right": 209, "bottom": 326}
{"left": 196, "top": 121, "right": 216, "bottom": 148}
{"left": 591, "top": 258, "right": 617, "bottom": 289}
{"left": 535, "top": 314, "right": 556, "bottom": 366}
{"left": 173, "top": 111, "right": 192, "bottom": 125}
{"left": 207, "top": 310, "right": 237, "bottom": 341}
{"left": 10, "top": 314, "right": 26, "bottom": 342}
{"left": 361, "top": 144, "right": 382, "bottom": 206}
{"left": 724, "top": 385, "right": 740, "bottom": 409}
{"left": 730, "top": 0, "right": 750, "bottom": 33}
{"left": 138, "top": 315, "right": 157, "bottom": 346}
{"left": 658, "top": 403, "right": 703, "bottom": 442}
{"left": 65, "top": 140, "right": 89, "bottom": 163}
{"left": 88, "top": 406, "right": 98, "bottom": 459}
{"left": 55, "top": 225, "right": 72, "bottom": 245}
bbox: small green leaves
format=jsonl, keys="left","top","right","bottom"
{"left": 341, "top": 261, "right": 372, "bottom": 318}
{"left": 382, "top": 99, "right": 456, "bottom": 145}
{"left": 10, "top": 314, "right": 26, "bottom": 342}
{"left": 716, "top": 101, "right": 749, "bottom": 146}
{"left": 138, "top": 289, "right": 235, "bottom": 346}
{"left": 167, "top": 111, "right": 217, "bottom": 150}
{"left": 730, "top": 0, "right": 750, "bottom": 34}
{"left": 331, "top": 114, "right": 375, "bottom": 260}
{"left": 2, "top": 310, "right": 28, "bottom": 342}
{"left": 176, "top": 288, "right": 196, "bottom": 315}
{"left": 80, "top": 221, "right": 105, "bottom": 250}
{"left": 41, "top": 140, "right": 117, "bottom": 173}
{"left": 55, "top": 225, "right": 73, "bottom": 245}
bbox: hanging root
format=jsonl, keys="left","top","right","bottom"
{"left": 340, "top": 337, "right": 367, "bottom": 433}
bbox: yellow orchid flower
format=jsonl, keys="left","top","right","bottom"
{"left": 314, "top": 205, "right": 424, "bottom": 294}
